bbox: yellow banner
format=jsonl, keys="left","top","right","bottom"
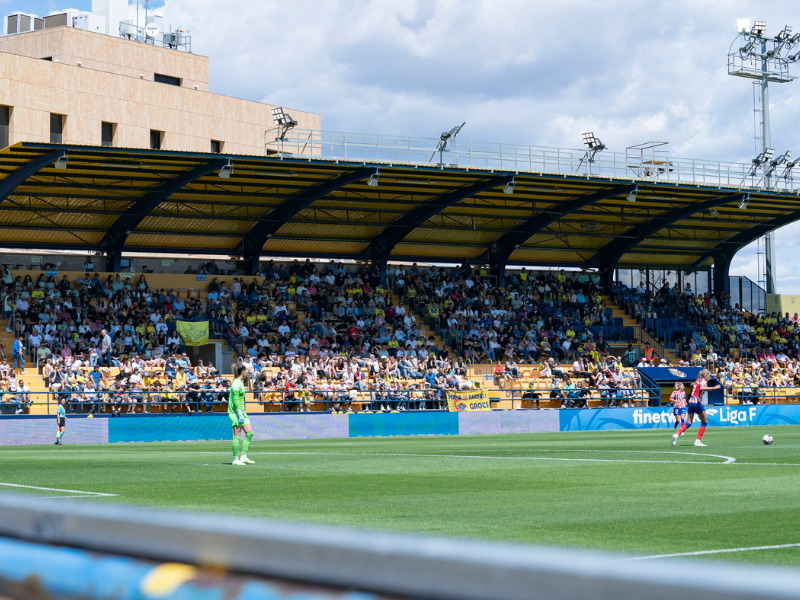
{"left": 446, "top": 389, "right": 492, "bottom": 412}
{"left": 175, "top": 321, "right": 209, "bottom": 346}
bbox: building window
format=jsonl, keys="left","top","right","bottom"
{"left": 50, "top": 113, "right": 64, "bottom": 144}
{"left": 101, "top": 122, "right": 115, "bottom": 147}
{"left": 154, "top": 73, "right": 181, "bottom": 86}
{"left": 210, "top": 140, "right": 222, "bottom": 154}
{"left": 0, "top": 106, "right": 9, "bottom": 150}
{"left": 150, "top": 130, "right": 162, "bottom": 150}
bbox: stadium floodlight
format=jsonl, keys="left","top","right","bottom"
{"left": 777, "top": 27, "right": 793, "bottom": 42}
{"left": 54, "top": 156, "right": 68, "bottom": 170}
{"left": 709, "top": 207, "right": 720, "bottom": 218}
{"left": 753, "top": 148, "right": 774, "bottom": 166}
{"left": 791, "top": 33, "right": 800, "bottom": 44}
{"left": 780, "top": 157, "right": 800, "bottom": 181}
{"left": 582, "top": 132, "right": 605, "bottom": 150}
{"left": 431, "top": 122, "right": 465, "bottom": 164}
{"left": 577, "top": 132, "right": 607, "bottom": 172}
{"left": 752, "top": 21, "right": 766, "bottom": 36}
{"left": 739, "top": 39, "right": 756, "bottom": 56}
{"left": 626, "top": 186, "right": 638, "bottom": 203}
{"left": 503, "top": 179, "right": 515, "bottom": 195}
{"left": 789, "top": 52, "right": 800, "bottom": 63}
{"left": 737, "top": 18, "right": 750, "bottom": 34}
{"left": 270, "top": 107, "right": 298, "bottom": 140}
{"left": 739, "top": 194, "right": 750, "bottom": 210}
{"left": 219, "top": 161, "right": 233, "bottom": 179}
{"left": 367, "top": 172, "right": 379, "bottom": 187}
{"left": 765, "top": 150, "right": 791, "bottom": 179}
{"left": 777, "top": 26, "right": 793, "bottom": 42}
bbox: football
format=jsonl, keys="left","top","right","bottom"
{"left": 762, "top": 435, "right": 774, "bottom": 445}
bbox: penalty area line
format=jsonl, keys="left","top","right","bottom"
{"left": 0, "top": 482, "right": 118, "bottom": 497}
{"left": 622, "top": 543, "right": 800, "bottom": 561}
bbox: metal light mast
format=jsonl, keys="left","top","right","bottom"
{"left": 728, "top": 19, "right": 800, "bottom": 294}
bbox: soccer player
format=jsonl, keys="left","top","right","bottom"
{"left": 229, "top": 364, "right": 254, "bottom": 466}
{"left": 672, "top": 370, "right": 720, "bottom": 447}
{"left": 670, "top": 382, "right": 686, "bottom": 432}
{"left": 54, "top": 398, "right": 67, "bottom": 445}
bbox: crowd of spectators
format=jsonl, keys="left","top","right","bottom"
{"left": 0, "top": 260, "right": 654, "bottom": 414}
{"left": 617, "top": 278, "right": 800, "bottom": 402}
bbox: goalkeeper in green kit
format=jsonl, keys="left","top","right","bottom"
{"left": 229, "top": 364, "right": 254, "bottom": 466}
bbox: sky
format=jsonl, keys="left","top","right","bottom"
{"left": 4, "top": 0, "right": 800, "bottom": 291}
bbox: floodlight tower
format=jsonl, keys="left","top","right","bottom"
{"left": 728, "top": 19, "right": 800, "bottom": 294}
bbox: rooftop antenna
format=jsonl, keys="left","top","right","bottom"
{"left": 728, "top": 19, "right": 799, "bottom": 294}
{"left": 430, "top": 122, "right": 465, "bottom": 165}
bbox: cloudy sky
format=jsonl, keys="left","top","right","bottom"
{"left": 6, "top": 0, "right": 800, "bottom": 290}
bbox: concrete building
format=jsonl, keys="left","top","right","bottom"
{"left": 0, "top": 23, "right": 320, "bottom": 154}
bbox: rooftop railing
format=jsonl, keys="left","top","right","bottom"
{"left": 268, "top": 129, "right": 800, "bottom": 193}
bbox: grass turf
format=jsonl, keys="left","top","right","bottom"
{"left": 1, "top": 426, "right": 800, "bottom": 565}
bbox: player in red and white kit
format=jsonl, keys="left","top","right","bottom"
{"left": 672, "top": 370, "right": 719, "bottom": 447}
{"left": 670, "top": 382, "right": 687, "bottom": 432}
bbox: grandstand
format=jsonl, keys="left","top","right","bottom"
{"left": 0, "top": 137, "right": 799, "bottom": 416}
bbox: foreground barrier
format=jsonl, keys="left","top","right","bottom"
{"left": 0, "top": 494, "right": 799, "bottom": 600}
{"left": 1, "top": 404, "right": 799, "bottom": 446}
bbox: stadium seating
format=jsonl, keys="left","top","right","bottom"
{"left": 0, "top": 263, "right": 655, "bottom": 414}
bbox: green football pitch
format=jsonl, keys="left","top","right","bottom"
{"left": 2, "top": 426, "right": 800, "bottom": 566}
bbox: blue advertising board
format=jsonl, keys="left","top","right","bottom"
{"left": 638, "top": 366, "right": 702, "bottom": 382}
{"left": 559, "top": 404, "right": 800, "bottom": 431}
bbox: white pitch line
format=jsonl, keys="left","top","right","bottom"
{"left": 34, "top": 495, "right": 102, "bottom": 500}
{"left": 5, "top": 449, "right": 738, "bottom": 465}
{"left": 245, "top": 450, "right": 737, "bottom": 465}
{"left": 622, "top": 543, "right": 800, "bottom": 561}
{"left": 0, "top": 482, "right": 118, "bottom": 497}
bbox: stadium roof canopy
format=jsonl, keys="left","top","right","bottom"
{"left": 1, "top": 141, "right": 799, "bottom": 280}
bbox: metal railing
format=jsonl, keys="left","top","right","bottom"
{"left": 118, "top": 22, "right": 192, "bottom": 53}
{"left": 269, "top": 129, "right": 800, "bottom": 193}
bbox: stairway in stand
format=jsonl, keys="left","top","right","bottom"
{"left": 603, "top": 296, "right": 680, "bottom": 364}
{"left": 0, "top": 319, "right": 52, "bottom": 415}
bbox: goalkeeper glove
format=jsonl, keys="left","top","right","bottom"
{"left": 237, "top": 410, "right": 245, "bottom": 425}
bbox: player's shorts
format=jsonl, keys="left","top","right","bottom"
{"left": 687, "top": 401, "right": 705, "bottom": 415}
{"left": 229, "top": 412, "right": 250, "bottom": 428}
{"left": 673, "top": 407, "right": 687, "bottom": 417}
{"left": 58, "top": 417, "right": 66, "bottom": 427}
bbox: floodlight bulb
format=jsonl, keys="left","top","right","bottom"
{"left": 54, "top": 156, "right": 68, "bottom": 170}
{"left": 367, "top": 173, "right": 379, "bottom": 187}
{"left": 219, "top": 164, "right": 233, "bottom": 179}
{"left": 739, "top": 196, "right": 749, "bottom": 210}
{"left": 626, "top": 189, "right": 638, "bottom": 203}
{"left": 503, "top": 181, "right": 515, "bottom": 195}
{"left": 709, "top": 208, "right": 720, "bottom": 218}
{"left": 737, "top": 18, "right": 750, "bottom": 34}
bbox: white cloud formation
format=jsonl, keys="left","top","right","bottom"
{"left": 150, "top": 0, "right": 800, "bottom": 289}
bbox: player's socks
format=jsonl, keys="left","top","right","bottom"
{"left": 674, "top": 422, "right": 678, "bottom": 429}
{"left": 676, "top": 423, "right": 688, "bottom": 436}
{"left": 697, "top": 425, "right": 706, "bottom": 440}
{"left": 242, "top": 431, "right": 253, "bottom": 456}
{"left": 232, "top": 436, "right": 240, "bottom": 458}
